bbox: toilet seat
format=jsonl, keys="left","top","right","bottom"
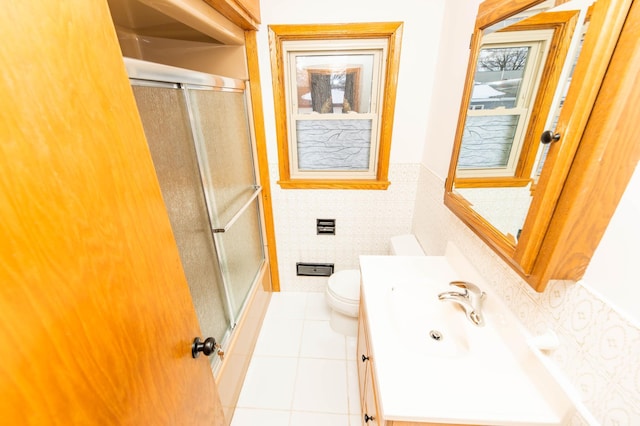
{"left": 327, "top": 269, "right": 360, "bottom": 303}
{"left": 326, "top": 269, "right": 360, "bottom": 318}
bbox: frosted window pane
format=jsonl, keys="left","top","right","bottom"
{"left": 458, "top": 115, "right": 519, "bottom": 169}
{"left": 296, "top": 119, "right": 372, "bottom": 170}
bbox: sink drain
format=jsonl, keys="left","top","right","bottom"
{"left": 429, "top": 330, "right": 443, "bottom": 341}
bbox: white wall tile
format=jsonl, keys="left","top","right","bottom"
{"left": 271, "top": 163, "right": 419, "bottom": 291}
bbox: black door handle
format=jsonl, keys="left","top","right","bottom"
{"left": 540, "top": 130, "right": 561, "bottom": 144}
{"left": 192, "top": 337, "right": 217, "bottom": 358}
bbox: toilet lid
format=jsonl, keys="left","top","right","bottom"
{"left": 327, "top": 269, "right": 360, "bottom": 302}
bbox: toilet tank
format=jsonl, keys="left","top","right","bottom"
{"left": 389, "top": 234, "right": 425, "bottom": 256}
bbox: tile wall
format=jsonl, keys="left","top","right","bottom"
{"left": 270, "top": 163, "right": 420, "bottom": 292}
{"left": 413, "top": 165, "right": 640, "bottom": 425}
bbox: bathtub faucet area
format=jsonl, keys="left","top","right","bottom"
{"left": 438, "top": 281, "right": 486, "bottom": 326}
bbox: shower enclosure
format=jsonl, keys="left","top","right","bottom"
{"left": 126, "top": 58, "right": 265, "bottom": 369}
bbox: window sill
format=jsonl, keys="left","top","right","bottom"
{"left": 277, "top": 179, "right": 391, "bottom": 190}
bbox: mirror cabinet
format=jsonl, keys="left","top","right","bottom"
{"left": 444, "top": 0, "right": 639, "bottom": 291}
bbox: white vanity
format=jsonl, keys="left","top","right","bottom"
{"left": 357, "top": 251, "right": 575, "bottom": 425}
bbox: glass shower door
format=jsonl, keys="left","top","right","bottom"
{"left": 127, "top": 57, "right": 266, "bottom": 370}
{"left": 130, "top": 83, "right": 230, "bottom": 346}
{"left": 185, "top": 86, "right": 265, "bottom": 325}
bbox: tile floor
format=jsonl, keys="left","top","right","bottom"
{"left": 231, "top": 292, "right": 362, "bottom": 426}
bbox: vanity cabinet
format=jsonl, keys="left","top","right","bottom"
{"left": 357, "top": 296, "right": 472, "bottom": 426}
{"left": 357, "top": 300, "right": 381, "bottom": 425}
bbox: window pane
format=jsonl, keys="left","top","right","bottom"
{"left": 470, "top": 46, "right": 530, "bottom": 110}
{"left": 296, "top": 119, "right": 372, "bottom": 170}
{"left": 458, "top": 115, "right": 520, "bottom": 169}
{"left": 294, "top": 54, "right": 374, "bottom": 114}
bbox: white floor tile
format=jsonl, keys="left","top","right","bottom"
{"left": 253, "top": 317, "right": 304, "bottom": 357}
{"left": 236, "top": 356, "right": 298, "bottom": 410}
{"left": 292, "top": 358, "right": 349, "bottom": 414}
{"left": 265, "top": 291, "right": 308, "bottom": 320}
{"left": 346, "top": 335, "right": 357, "bottom": 361}
{"left": 290, "top": 411, "right": 351, "bottom": 426}
{"left": 349, "top": 414, "right": 362, "bottom": 425}
{"left": 299, "top": 320, "right": 347, "bottom": 359}
{"left": 305, "top": 292, "right": 332, "bottom": 320}
{"left": 346, "top": 359, "right": 362, "bottom": 415}
{"left": 231, "top": 408, "right": 290, "bottom": 426}
{"left": 234, "top": 291, "right": 364, "bottom": 423}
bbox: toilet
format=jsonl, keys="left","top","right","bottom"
{"left": 325, "top": 234, "right": 425, "bottom": 336}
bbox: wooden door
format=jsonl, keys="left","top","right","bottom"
{"left": 0, "top": 1, "right": 224, "bottom": 424}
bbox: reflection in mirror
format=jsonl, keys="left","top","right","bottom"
{"left": 457, "top": 30, "right": 551, "bottom": 178}
{"left": 451, "top": 1, "right": 590, "bottom": 244}
{"left": 532, "top": 27, "right": 586, "bottom": 185}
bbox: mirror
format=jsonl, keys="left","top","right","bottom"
{"left": 445, "top": 1, "right": 590, "bottom": 238}
{"left": 443, "top": 0, "right": 633, "bottom": 291}
{"left": 450, "top": 0, "right": 589, "bottom": 242}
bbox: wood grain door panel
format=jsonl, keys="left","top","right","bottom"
{"left": 0, "top": 1, "right": 223, "bottom": 424}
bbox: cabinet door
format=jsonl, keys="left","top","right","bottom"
{"left": 363, "top": 365, "right": 380, "bottom": 425}
{"left": 357, "top": 304, "right": 369, "bottom": 407}
{"left": 357, "top": 302, "right": 380, "bottom": 425}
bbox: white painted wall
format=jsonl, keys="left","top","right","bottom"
{"left": 257, "top": 0, "right": 447, "bottom": 165}
{"left": 581, "top": 165, "right": 640, "bottom": 325}
{"left": 421, "top": 0, "right": 481, "bottom": 179}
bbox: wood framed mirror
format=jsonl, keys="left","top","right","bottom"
{"left": 444, "top": 0, "right": 636, "bottom": 291}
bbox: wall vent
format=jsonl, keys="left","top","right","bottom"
{"left": 316, "top": 219, "right": 336, "bottom": 235}
{"left": 296, "top": 263, "right": 334, "bottom": 277}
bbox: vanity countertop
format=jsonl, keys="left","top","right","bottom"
{"left": 359, "top": 254, "right": 574, "bottom": 425}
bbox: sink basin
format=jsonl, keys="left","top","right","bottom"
{"left": 360, "top": 254, "right": 576, "bottom": 425}
{"left": 386, "top": 284, "right": 470, "bottom": 357}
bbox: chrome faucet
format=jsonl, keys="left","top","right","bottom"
{"left": 438, "top": 281, "right": 486, "bottom": 326}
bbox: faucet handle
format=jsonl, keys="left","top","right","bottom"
{"left": 449, "top": 281, "right": 485, "bottom": 298}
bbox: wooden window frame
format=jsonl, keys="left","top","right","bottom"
{"left": 268, "top": 22, "right": 403, "bottom": 190}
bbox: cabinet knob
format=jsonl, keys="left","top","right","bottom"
{"left": 361, "top": 354, "right": 370, "bottom": 363}
{"left": 364, "top": 413, "right": 375, "bottom": 423}
{"left": 540, "top": 130, "right": 561, "bottom": 144}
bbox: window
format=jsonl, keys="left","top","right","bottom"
{"left": 268, "top": 23, "right": 403, "bottom": 189}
